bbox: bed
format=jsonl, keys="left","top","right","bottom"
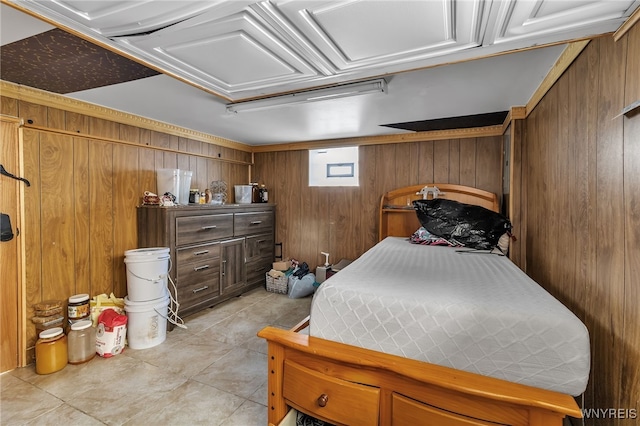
{"left": 258, "top": 184, "right": 589, "bottom": 426}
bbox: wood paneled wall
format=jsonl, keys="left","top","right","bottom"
{"left": 253, "top": 136, "right": 503, "bottom": 268}
{"left": 1, "top": 96, "right": 251, "bottom": 357}
{"left": 516, "top": 26, "right": 640, "bottom": 425}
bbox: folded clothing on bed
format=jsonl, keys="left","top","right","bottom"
{"left": 309, "top": 237, "right": 590, "bottom": 396}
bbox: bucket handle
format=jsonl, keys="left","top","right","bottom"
{"left": 127, "top": 256, "right": 172, "bottom": 283}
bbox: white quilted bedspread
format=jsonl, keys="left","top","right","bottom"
{"left": 309, "top": 237, "right": 590, "bottom": 396}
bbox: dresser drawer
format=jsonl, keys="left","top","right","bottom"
{"left": 234, "top": 211, "right": 274, "bottom": 236}
{"left": 176, "top": 262, "right": 221, "bottom": 305}
{"left": 176, "top": 241, "right": 220, "bottom": 265}
{"left": 245, "top": 233, "right": 274, "bottom": 262}
{"left": 283, "top": 360, "right": 379, "bottom": 425}
{"left": 176, "top": 214, "right": 233, "bottom": 246}
{"left": 391, "top": 393, "right": 497, "bottom": 426}
{"left": 246, "top": 258, "right": 271, "bottom": 286}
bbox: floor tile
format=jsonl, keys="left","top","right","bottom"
{"left": 24, "top": 403, "right": 105, "bottom": 426}
{"left": 1, "top": 288, "right": 311, "bottom": 425}
{"left": 193, "top": 347, "right": 267, "bottom": 400}
{"left": 0, "top": 374, "right": 64, "bottom": 425}
{"left": 223, "top": 399, "right": 268, "bottom": 425}
{"left": 122, "top": 379, "right": 244, "bottom": 426}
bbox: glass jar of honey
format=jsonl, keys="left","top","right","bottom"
{"left": 35, "top": 327, "right": 67, "bottom": 374}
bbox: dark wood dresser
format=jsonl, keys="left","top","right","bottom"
{"left": 137, "top": 204, "right": 275, "bottom": 320}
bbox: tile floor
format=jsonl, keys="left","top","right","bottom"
{"left": 1, "top": 288, "right": 312, "bottom": 426}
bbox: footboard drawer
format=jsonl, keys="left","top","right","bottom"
{"left": 283, "top": 360, "right": 379, "bottom": 425}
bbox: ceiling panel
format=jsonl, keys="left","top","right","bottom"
{"left": 15, "top": 0, "right": 252, "bottom": 37}
{"left": 273, "top": 0, "right": 487, "bottom": 70}
{"left": 119, "top": 10, "right": 320, "bottom": 96}
{"left": 487, "top": 0, "right": 639, "bottom": 44}
{"left": 0, "top": 28, "right": 160, "bottom": 93}
{"left": 6, "top": 0, "right": 636, "bottom": 102}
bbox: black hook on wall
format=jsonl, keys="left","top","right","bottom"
{"left": 0, "top": 164, "right": 30, "bottom": 187}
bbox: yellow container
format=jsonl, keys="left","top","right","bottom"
{"left": 35, "top": 327, "right": 67, "bottom": 374}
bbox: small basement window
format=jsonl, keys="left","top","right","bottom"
{"left": 309, "top": 146, "right": 359, "bottom": 187}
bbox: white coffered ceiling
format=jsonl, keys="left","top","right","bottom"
{"left": 1, "top": 0, "right": 638, "bottom": 145}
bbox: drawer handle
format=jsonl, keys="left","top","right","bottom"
{"left": 201, "top": 225, "right": 218, "bottom": 230}
{"left": 250, "top": 220, "right": 262, "bottom": 225}
{"left": 317, "top": 394, "right": 329, "bottom": 407}
{"left": 193, "top": 264, "right": 210, "bottom": 271}
{"left": 192, "top": 285, "right": 209, "bottom": 294}
{"left": 193, "top": 250, "right": 209, "bottom": 256}
{"left": 256, "top": 239, "right": 266, "bottom": 244}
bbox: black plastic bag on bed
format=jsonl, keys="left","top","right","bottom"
{"left": 413, "top": 198, "right": 511, "bottom": 250}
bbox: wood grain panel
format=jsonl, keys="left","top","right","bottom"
{"left": 39, "top": 132, "right": 75, "bottom": 300}
{"left": 449, "top": 139, "right": 460, "bottom": 184}
{"left": 65, "top": 111, "right": 88, "bottom": 134}
{"left": 21, "top": 129, "right": 42, "bottom": 360}
{"left": 507, "top": 120, "right": 524, "bottom": 268}
{"left": 138, "top": 130, "right": 156, "bottom": 198}
{"left": 73, "top": 137, "right": 91, "bottom": 296}
{"left": 475, "top": 136, "right": 502, "bottom": 202}
{"left": 113, "top": 144, "right": 139, "bottom": 297}
{"left": 594, "top": 35, "right": 626, "bottom": 421}
{"left": 89, "top": 117, "right": 119, "bottom": 139}
{"left": 359, "top": 145, "right": 379, "bottom": 252}
{"left": 89, "top": 140, "right": 114, "bottom": 296}
{"left": 46, "top": 107, "right": 65, "bottom": 130}
{"left": 18, "top": 101, "right": 47, "bottom": 126}
{"left": 433, "top": 140, "right": 450, "bottom": 183}
{"left": 621, "top": 22, "right": 640, "bottom": 422}
{"left": 459, "top": 138, "right": 477, "bottom": 187}
{"left": 177, "top": 137, "right": 191, "bottom": 173}
{"left": 375, "top": 144, "right": 398, "bottom": 198}
{"left": 1, "top": 96, "right": 18, "bottom": 116}
{"left": 0, "top": 118, "right": 20, "bottom": 372}
{"left": 522, "top": 28, "right": 640, "bottom": 425}
{"left": 119, "top": 124, "right": 141, "bottom": 145}
{"left": 394, "top": 143, "right": 419, "bottom": 188}
{"left": 417, "top": 141, "right": 434, "bottom": 183}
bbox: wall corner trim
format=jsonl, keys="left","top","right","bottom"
{"left": 525, "top": 40, "right": 591, "bottom": 116}
{"left": 613, "top": 5, "right": 640, "bottom": 41}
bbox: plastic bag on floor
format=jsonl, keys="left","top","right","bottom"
{"left": 288, "top": 273, "right": 316, "bottom": 299}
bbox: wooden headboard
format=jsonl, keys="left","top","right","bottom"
{"left": 378, "top": 184, "right": 499, "bottom": 241}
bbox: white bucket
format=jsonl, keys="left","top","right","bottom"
{"left": 124, "top": 294, "right": 169, "bottom": 350}
{"left": 124, "top": 248, "right": 170, "bottom": 302}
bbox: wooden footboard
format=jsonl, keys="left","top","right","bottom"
{"left": 257, "top": 324, "right": 581, "bottom": 426}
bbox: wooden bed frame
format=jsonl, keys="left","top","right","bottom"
{"left": 258, "top": 184, "right": 582, "bottom": 426}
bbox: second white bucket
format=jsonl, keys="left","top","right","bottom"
{"left": 124, "top": 294, "right": 169, "bottom": 350}
{"left": 124, "top": 248, "right": 170, "bottom": 302}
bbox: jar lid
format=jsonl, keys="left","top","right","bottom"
{"left": 70, "top": 320, "right": 93, "bottom": 331}
{"left": 69, "top": 293, "right": 89, "bottom": 304}
{"left": 39, "top": 327, "right": 64, "bottom": 339}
